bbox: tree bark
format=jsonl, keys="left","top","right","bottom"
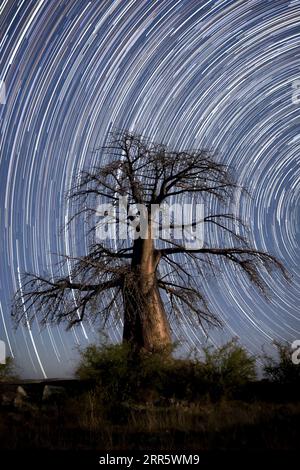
{"left": 122, "top": 232, "right": 171, "bottom": 352}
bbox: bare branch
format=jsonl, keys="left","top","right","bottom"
{"left": 12, "top": 130, "right": 289, "bottom": 346}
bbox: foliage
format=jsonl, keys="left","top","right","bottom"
{"left": 76, "top": 338, "right": 257, "bottom": 407}
{"left": 0, "top": 357, "right": 16, "bottom": 382}
{"left": 263, "top": 341, "right": 300, "bottom": 384}
{"left": 202, "top": 338, "right": 257, "bottom": 385}
{"left": 76, "top": 342, "right": 174, "bottom": 404}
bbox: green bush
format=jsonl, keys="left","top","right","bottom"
{"left": 263, "top": 341, "right": 300, "bottom": 384}
{"left": 195, "top": 339, "right": 257, "bottom": 400}
{"left": 0, "top": 357, "right": 15, "bottom": 381}
{"left": 76, "top": 342, "right": 133, "bottom": 400}
{"left": 76, "top": 342, "right": 177, "bottom": 422}
{"left": 76, "top": 342, "right": 173, "bottom": 403}
{"left": 76, "top": 338, "right": 257, "bottom": 406}
{"left": 202, "top": 339, "right": 256, "bottom": 385}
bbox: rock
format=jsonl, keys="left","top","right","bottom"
{"left": 14, "top": 386, "right": 29, "bottom": 408}
{"left": 16, "top": 386, "right": 28, "bottom": 398}
{"left": 42, "top": 385, "right": 66, "bottom": 402}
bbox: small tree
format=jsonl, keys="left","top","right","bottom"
{"left": 12, "top": 131, "right": 288, "bottom": 352}
{"left": 0, "top": 357, "right": 16, "bottom": 382}
{"left": 76, "top": 338, "right": 257, "bottom": 403}
{"left": 263, "top": 341, "right": 300, "bottom": 384}
{"left": 202, "top": 338, "right": 257, "bottom": 388}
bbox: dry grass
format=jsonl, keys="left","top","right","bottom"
{"left": 0, "top": 393, "right": 299, "bottom": 451}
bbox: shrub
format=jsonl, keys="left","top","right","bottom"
{"left": 202, "top": 338, "right": 256, "bottom": 385}
{"left": 263, "top": 341, "right": 300, "bottom": 384}
{"left": 76, "top": 342, "right": 133, "bottom": 400}
{"left": 186, "top": 339, "right": 256, "bottom": 400}
{"left": 0, "top": 357, "right": 16, "bottom": 381}
{"left": 76, "top": 342, "right": 174, "bottom": 404}
{"left": 76, "top": 338, "right": 257, "bottom": 405}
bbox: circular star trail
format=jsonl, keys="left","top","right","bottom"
{"left": 0, "top": 0, "right": 299, "bottom": 378}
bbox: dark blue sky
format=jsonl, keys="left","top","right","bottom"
{"left": 0, "top": 0, "right": 299, "bottom": 378}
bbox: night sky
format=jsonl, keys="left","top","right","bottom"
{"left": 0, "top": 0, "right": 299, "bottom": 379}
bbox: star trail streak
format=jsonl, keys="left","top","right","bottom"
{"left": 0, "top": 0, "right": 299, "bottom": 378}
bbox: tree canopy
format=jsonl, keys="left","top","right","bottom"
{"left": 12, "top": 131, "right": 288, "bottom": 352}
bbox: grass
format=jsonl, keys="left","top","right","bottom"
{"left": 0, "top": 394, "right": 299, "bottom": 451}
{"left": 0, "top": 340, "right": 299, "bottom": 452}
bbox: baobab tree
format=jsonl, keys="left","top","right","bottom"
{"left": 13, "top": 131, "right": 287, "bottom": 353}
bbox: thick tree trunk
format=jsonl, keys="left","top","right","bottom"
{"left": 122, "top": 233, "right": 171, "bottom": 352}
